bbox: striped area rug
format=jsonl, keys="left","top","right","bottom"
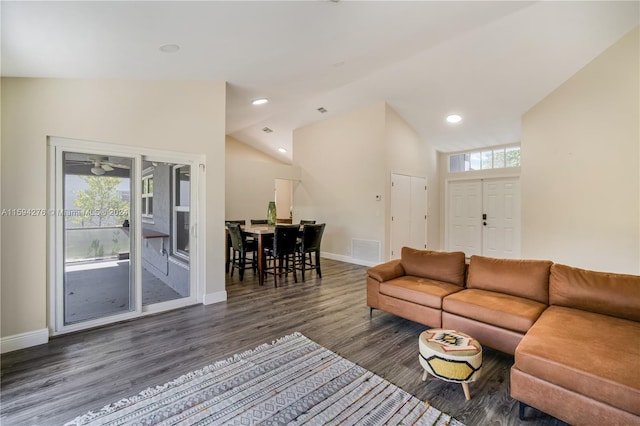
{"left": 65, "top": 332, "right": 464, "bottom": 425}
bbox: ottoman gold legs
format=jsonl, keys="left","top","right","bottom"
{"left": 422, "top": 369, "right": 473, "bottom": 400}
{"left": 462, "top": 382, "right": 471, "bottom": 400}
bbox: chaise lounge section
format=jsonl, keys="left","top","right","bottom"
{"left": 511, "top": 263, "right": 640, "bottom": 425}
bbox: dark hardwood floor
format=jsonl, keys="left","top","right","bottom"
{"left": 1, "top": 259, "right": 566, "bottom": 426}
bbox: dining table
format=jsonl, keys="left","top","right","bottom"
{"left": 225, "top": 224, "right": 302, "bottom": 287}
{"left": 241, "top": 225, "right": 275, "bottom": 287}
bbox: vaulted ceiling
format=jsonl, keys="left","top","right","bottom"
{"left": 2, "top": 1, "right": 638, "bottom": 162}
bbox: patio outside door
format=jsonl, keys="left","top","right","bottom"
{"left": 55, "top": 148, "right": 141, "bottom": 331}
{"left": 50, "top": 137, "right": 203, "bottom": 335}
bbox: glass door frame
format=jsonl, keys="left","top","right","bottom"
{"left": 48, "top": 137, "right": 204, "bottom": 335}
{"left": 139, "top": 155, "right": 200, "bottom": 316}
{"left": 49, "top": 138, "right": 142, "bottom": 334}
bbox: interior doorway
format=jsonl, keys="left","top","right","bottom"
{"left": 447, "top": 177, "right": 521, "bottom": 258}
{"left": 275, "top": 178, "right": 293, "bottom": 223}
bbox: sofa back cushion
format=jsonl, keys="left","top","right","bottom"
{"left": 400, "top": 247, "right": 466, "bottom": 287}
{"left": 467, "top": 255, "right": 552, "bottom": 304}
{"left": 550, "top": 263, "right": 640, "bottom": 322}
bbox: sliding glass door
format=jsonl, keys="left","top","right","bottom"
{"left": 50, "top": 138, "right": 202, "bottom": 334}
{"left": 53, "top": 147, "right": 141, "bottom": 332}
{"left": 139, "top": 159, "right": 192, "bottom": 308}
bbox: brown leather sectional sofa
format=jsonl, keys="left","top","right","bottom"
{"left": 366, "top": 247, "right": 640, "bottom": 425}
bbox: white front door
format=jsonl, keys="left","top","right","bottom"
{"left": 447, "top": 177, "right": 520, "bottom": 258}
{"left": 448, "top": 181, "right": 482, "bottom": 256}
{"left": 483, "top": 178, "right": 521, "bottom": 258}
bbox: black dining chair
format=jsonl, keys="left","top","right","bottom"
{"left": 227, "top": 222, "right": 257, "bottom": 281}
{"left": 251, "top": 219, "right": 268, "bottom": 225}
{"left": 225, "top": 220, "right": 246, "bottom": 273}
{"left": 263, "top": 224, "right": 300, "bottom": 287}
{"left": 297, "top": 223, "right": 325, "bottom": 281}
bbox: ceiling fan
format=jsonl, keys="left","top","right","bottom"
{"left": 65, "top": 155, "right": 130, "bottom": 175}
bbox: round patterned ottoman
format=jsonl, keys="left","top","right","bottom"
{"left": 418, "top": 329, "right": 482, "bottom": 400}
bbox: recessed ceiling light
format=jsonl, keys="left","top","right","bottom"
{"left": 277, "top": 147, "right": 287, "bottom": 153}
{"left": 252, "top": 98, "right": 269, "bottom": 106}
{"left": 317, "top": 107, "right": 328, "bottom": 114}
{"left": 159, "top": 44, "right": 180, "bottom": 53}
{"left": 262, "top": 127, "right": 273, "bottom": 133}
{"left": 446, "top": 114, "right": 462, "bottom": 124}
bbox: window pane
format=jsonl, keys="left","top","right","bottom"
{"left": 141, "top": 197, "right": 146, "bottom": 215}
{"left": 449, "top": 154, "right": 465, "bottom": 173}
{"left": 175, "top": 166, "right": 190, "bottom": 207}
{"left": 469, "top": 152, "right": 481, "bottom": 170}
{"left": 481, "top": 151, "right": 492, "bottom": 169}
{"left": 176, "top": 211, "right": 189, "bottom": 254}
{"left": 148, "top": 197, "right": 153, "bottom": 215}
{"left": 148, "top": 178, "right": 153, "bottom": 194}
{"left": 493, "top": 149, "right": 505, "bottom": 168}
{"left": 142, "top": 179, "right": 148, "bottom": 194}
{"left": 506, "top": 147, "right": 521, "bottom": 167}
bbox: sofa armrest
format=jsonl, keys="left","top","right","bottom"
{"left": 367, "top": 259, "right": 405, "bottom": 282}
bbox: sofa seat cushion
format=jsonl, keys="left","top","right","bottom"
{"left": 379, "top": 277, "right": 463, "bottom": 309}
{"left": 442, "top": 289, "right": 547, "bottom": 333}
{"left": 515, "top": 306, "right": 640, "bottom": 416}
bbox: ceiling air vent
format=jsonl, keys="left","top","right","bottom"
{"left": 317, "top": 107, "right": 328, "bottom": 114}
{"left": 262, "top": 127, "right": 273, "bottom": 133}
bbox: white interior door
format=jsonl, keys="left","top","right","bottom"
{"left": 390, "top": 174, "right": 411, "bottom": 259}
{"left": 410, "top": 177, "right": 427, "bottom": 250}
{"left": 483, "top": 178, "right": 521, "bottom": 258}
{"left": 390, "top": 174, "right": 427, "bottom": 259}
{"left": 448, "top": 181, "right": 482, "bottom": 256}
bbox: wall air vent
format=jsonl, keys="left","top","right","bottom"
{"left": 317, "top": 107, "right": 328, "bottom": 114}
{"left": 262, "top": 127, "right": 273, "bottom": 133}
{"left": 352, "top": 239, "right": 381, "bottom": 263}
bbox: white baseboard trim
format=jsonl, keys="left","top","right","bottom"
{"left": 321, "top": 252, "right": 379, "bottom": 268}
{"left": 203, "top": 290, "right": 227, "bottom": 305}
{"left": 1, "top": 328, "right": 49, "bottom": 354}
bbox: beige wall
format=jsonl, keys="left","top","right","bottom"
{"left": 521, "top": 27, "right": 639, "bottom": 274}
{"left": 1, "top": 78, "right": 227, "bottom": 338}
{"left": 225, "top": 135, "right": 300, "bottom": 223}
{"left": 293, "top": 102, "right": 387, "bottom": 262}
{"left": 226, "top": 135, "right": 286, "bottom": 164}
{"left": 293, "top": 101, "right": 440, "bottom": 264}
